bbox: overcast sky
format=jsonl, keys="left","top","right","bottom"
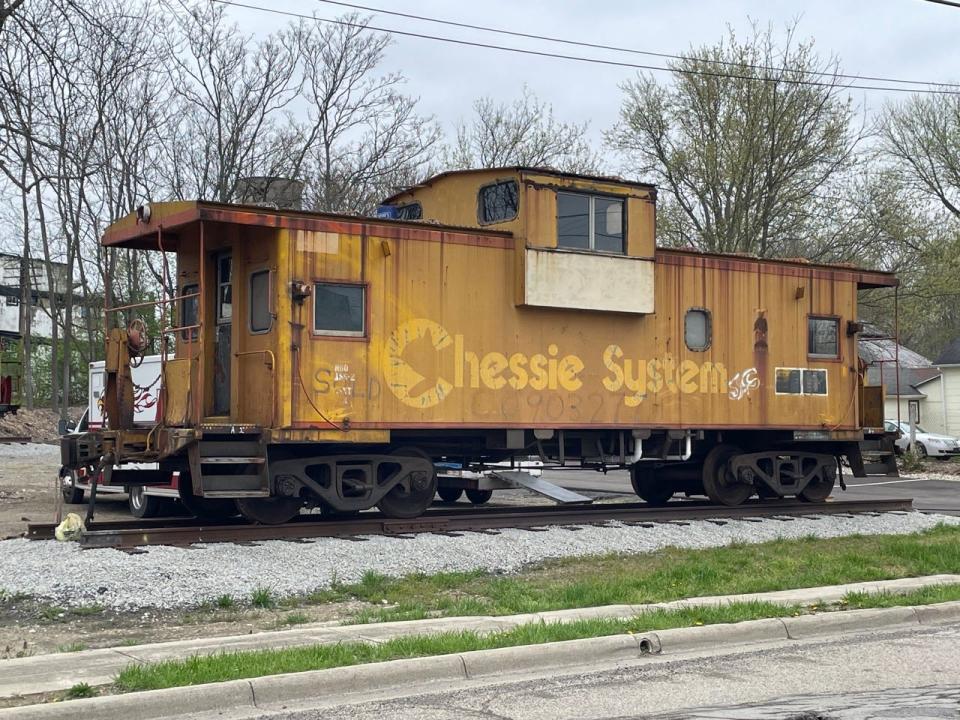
{"left": 220, "top": 1, "right": 960, "bottom": 166}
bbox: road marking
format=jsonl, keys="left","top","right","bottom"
{"left": 846, "top": 476, "right": 960, "bottom": 487}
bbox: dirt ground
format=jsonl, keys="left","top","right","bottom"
{"left": 0, "top": 444, "right": 129, "bottom": 540}
{"left": 0, "top": 406, "right": 82, "bottom": 444}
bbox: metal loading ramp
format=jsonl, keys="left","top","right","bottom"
{"left": 486, "top": 470, "right": 593, "bottom": 504}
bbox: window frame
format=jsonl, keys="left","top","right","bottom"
{"left": 477, "top": 179, "right": 519, "bottom": 225}
{"left": 180, "top": 283, "right": 199, "bottom": 342}
{"left": 248, "top": 269, "right": 272, "bottom": 334}
{"left": 807, "top": 315, "right": 841, "bottom": 360}
{"left": 774, "top": 367, "right": 829, "bottom": 396}
{"left": 555, "top": 190, "right": 626, "bottom": 255}
{"left": 311, "top": 280, "right": 368, "bottom": 341}
{"left": 684, "top": 307, "right": 712, "bottom": 352}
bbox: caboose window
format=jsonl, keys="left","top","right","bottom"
{"left": 557, "top": 192, "right": 624, "bottom": 253}
{"left": 249, "top": 270, "right": 271, "bottom": 333}
{"left": 397, "top": 203, "right": 422, "bottom": 221}
{"left": 478, "top": 180, "right": 518, "bottom": 224}
{"left": 684, "top": 309, "right": 711, "bottom": 351}
{"left": 313, "top": 282, "right": 365, "bottom": 337}
{"left": 808, "top": 317, "right": 839, "bottom": 358}
{"left": 181, "top": 284, "right": 198, "bottom": 341}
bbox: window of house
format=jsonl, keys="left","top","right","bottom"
{"left": 684, "top": 309, "right": 711, "bottom": 351}
{"left": 556, "top": 192, "right": 624, "bottom": 253}
{"left": 478, "top": 180, "right": 519, "bottom": 224}
{"left": 808, "top": 316, "right": 839, "bottom": 358}
{"left": 249, "top": 270, "right": 271, "bottom": 333}
{"left": 5, "top": 295, "right": 18, "bottom": 307}
{"left": 314, "top": 282, "right": 365, "bottom": 337}
{"left": 181, "top": 284, "right": 199, "bottom": 341}
{"left": 396, "top": 203, "right": 422, "bottom": 221}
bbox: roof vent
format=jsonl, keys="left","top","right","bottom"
{"left": 233, "top": 177, "right": 304, "bottom": 210}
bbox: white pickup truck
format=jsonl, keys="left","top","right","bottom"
{"left": 59, "top": 355, "right": 182, "bottom": 517}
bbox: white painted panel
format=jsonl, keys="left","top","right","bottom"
{"left": 87, "top": 355, "right": 162, "bottom": 428}
{"left": 524, "top": 248, "right": 654, "bottom": 314}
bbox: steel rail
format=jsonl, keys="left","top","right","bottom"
{"left": 25, "top": 498, "right": 914, "bottom": 549}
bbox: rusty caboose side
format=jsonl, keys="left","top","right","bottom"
{"left": 62, "top": 167, "right": 896, "bottom": 522}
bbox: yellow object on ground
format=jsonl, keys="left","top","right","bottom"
{"left": 54, "top": 513, "right": 83, "bottom": 541}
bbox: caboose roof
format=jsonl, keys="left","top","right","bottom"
{"left": 380, "top": 166, "right": 657, "bottom": 204}
{"left": 101, "top": 200, "right": 512, "bottom": 251}
{"left": 103, "top": 197, "right": 897, "bottom": 290}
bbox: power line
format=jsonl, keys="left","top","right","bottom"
{"left": 921, "top": 0, "right": 960, "bottom": 7}
{"left": 314, "top": 0, "right": 960, "bottom": 90}
{"left": 210, "top": 0, "right": 960, "bottom": 96}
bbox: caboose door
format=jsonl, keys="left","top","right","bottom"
{"left": 213, "top": 252, "right": 232, "bottom": 416}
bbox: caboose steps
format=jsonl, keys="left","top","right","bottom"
{"left": 189, "top": 437, "right": 270, "bottom": 499}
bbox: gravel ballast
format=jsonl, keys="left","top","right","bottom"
{"left": 0, "top": 512, "right": 958, "bottom": 611}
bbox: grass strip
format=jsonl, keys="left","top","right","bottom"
{"left": 115, "top": 601, "right": 793, "bottom": 691}
{"left": 115, "top": 584, "right": 960, "bottom": 693}
{"left": 330, "top": 523, "right": 960, "bottom": 624}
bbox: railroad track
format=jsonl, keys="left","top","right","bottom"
{"left": 25, "top": 498, "right": 914, "bottom": 549}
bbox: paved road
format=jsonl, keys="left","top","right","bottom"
{"left": 230, "top": 623, "right": 960, "bottom": 720}
{"left": 540, "top": 467, "right": 960, "bottom": 515}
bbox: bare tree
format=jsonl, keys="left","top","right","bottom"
{"left": 0, "top": 0, "right": 25, "bottom": 31}
{"left": 450, "top": 86, "right": 598, "bottom": 173}
{"left": 607, "top": 22, "right": 859, "bottom": 257}
{"left": 882, "top": 93, "right": 960, "bottom": 219}
{"left": 158, "top": 2, "right": 303, "bottom": 202}
{"left": 292, "top": 14, "right": 440, "bottom": 214}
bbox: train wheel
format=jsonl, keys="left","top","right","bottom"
{"left": 436, "top": 487, "right": 464, "bottom": 503}
{"left": 798, "top": 465, "right": 836, "bottom": 503}
{"left": 630, "top": 464, "right": 674, "bottom": 506}
{"left": 235, "top": 497, "right": 303, "bottom": 525}
{"left": 129, "top": 486, "right": 163, "bottom": 518}
{"left": 377, "top": 448, "right": 438, "bottom": 519}
{"left": 702, "top": 444, "right": 754, "bottom": 506}
{"left": 465, "top": 489, "right": 493, "bottom": 505}
{"left": 60, "top": 469, "right": 84, "bottom": 504}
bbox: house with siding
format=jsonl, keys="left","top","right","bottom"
{"left": 928, "top": 338, "right": 960, "bottom": 437}
{"left": 859, "top": 335, "right": 944, "bottom": 432}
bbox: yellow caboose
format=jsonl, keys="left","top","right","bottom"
{"left": 63, "top": 167, "right": 895, "bottom": 523}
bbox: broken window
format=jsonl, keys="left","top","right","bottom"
{"left": 314, "top": 282, "right": 365, "bottom": 337}
{"left": 684, "top": 309, "right": 711, "bottom": 351}
{"left": 478, "top": 181, "right": 519, "bottom": 224}
{"left": 557, "top": 192, "right": 624, "bottom": 253}
{"left": 396, "top": 203, "right": 422, "bottom": 221}
{"left": 808, "top": 317, "right": 839, "bottom": 358}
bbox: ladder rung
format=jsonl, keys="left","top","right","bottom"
{"left": 200, "top": 457, "right": 266, "bottom": 464}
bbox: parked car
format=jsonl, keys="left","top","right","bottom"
{"left": 884, "top": 420, "right": 960, "bottom": 458}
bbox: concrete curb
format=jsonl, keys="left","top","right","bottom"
{"left": 3, "top": 575, "right": 960, "bottom": 701}
{"left": 3, "top": 601, "right": 960, "bottom": 719}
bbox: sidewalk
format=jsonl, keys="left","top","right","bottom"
{"left": 3, "top": 573, "right": 958, "bottom": 701}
